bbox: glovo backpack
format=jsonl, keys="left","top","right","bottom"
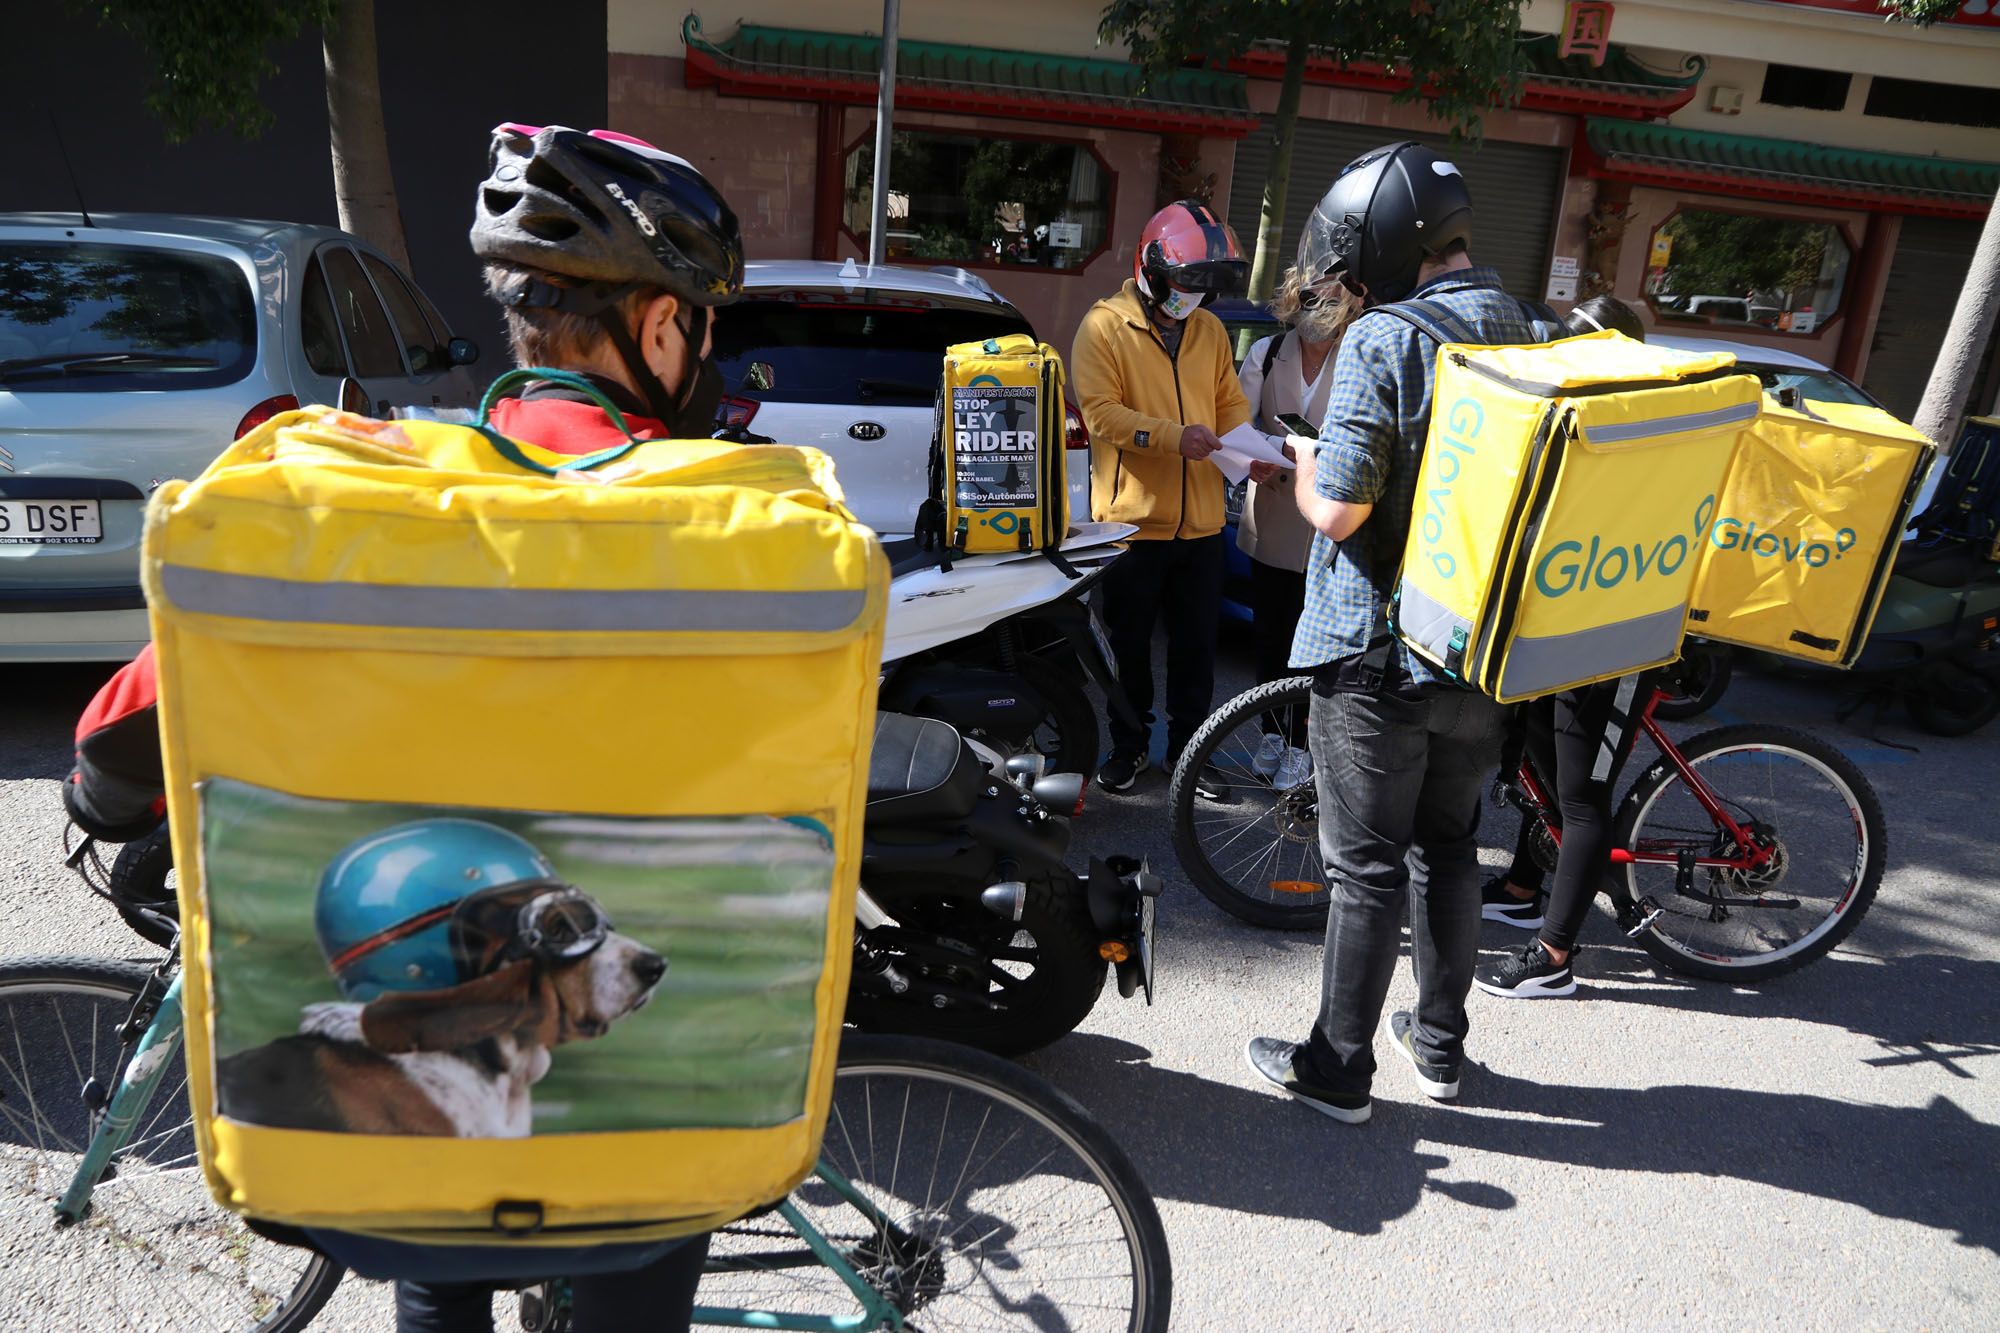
{"left": 144, "top": 370, "right": 886, "bottom": 1255}
{"left": 1389, "top": 317, "right": 1760, "bottom": 702}
{"left": 923, "top": 333, "right": 1070, "bottom": 558}
{"left": 1688, "top": 398, "right": 1934, "bottom": 666}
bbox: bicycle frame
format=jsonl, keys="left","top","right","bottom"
{"left": 1513, "top": 685, "right": 1779, "bottom": 883}
{"left": 49, "top": 958, "right": 913, "bottom": 1331}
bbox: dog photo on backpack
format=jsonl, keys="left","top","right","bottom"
{"left": 197, "top": 778, "right": 835, "bottom": 1138}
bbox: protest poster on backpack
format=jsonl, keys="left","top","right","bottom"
{"left": 951, "top": 384, "right": 1042, "bottom": 509}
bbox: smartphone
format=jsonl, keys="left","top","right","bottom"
{"left": 1275, "top": 412, "right": 1320, "bottom": 440}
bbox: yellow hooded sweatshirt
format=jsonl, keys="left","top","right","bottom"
{"left": 1071, "top": 279, "right": 1252, "bottom": 541}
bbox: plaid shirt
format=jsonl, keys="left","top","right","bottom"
{"left": 1290, "top": 267, "right": 1556, "bottom": 677}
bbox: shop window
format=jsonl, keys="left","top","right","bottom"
{"left": 1864, "top": 75, "right": 2000, "bottom": 130}
{"left": 1644, "top": 209, "right": 1852, "bottom": 335}
{"left": 1759, "top": 64, "right": 1851, "bottom": 112}
{"left": 845, "top": 130, "right": 1110, "bottom": 271}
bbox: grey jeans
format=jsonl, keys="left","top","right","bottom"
{"left": 1298, "top": 681, "right": 1506, "bottom": 1095}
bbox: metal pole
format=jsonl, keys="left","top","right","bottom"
{"left": 867, "top": 0, "right": 900, "bottom": 268}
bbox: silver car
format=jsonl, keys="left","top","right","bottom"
{"left": 0, "top": 212, "right": 482, "bottom": 661}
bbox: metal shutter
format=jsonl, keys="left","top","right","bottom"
{"left": 1228, "top": 118, "right": 1566, "bottom": 303}
{"left": 1866, "top": 217, "right": 1982, "bottom": 423}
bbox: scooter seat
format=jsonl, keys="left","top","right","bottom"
{"left": 1894, "top": 541, "right": 1993, "bottom": 589}
{"left": 867, "top": 713, "right": 981, "bottom": 821}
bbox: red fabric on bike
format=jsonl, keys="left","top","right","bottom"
{"left": 66, "top": 645, "right": 167, "bottom": 840}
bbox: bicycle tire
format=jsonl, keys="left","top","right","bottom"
{"left": 704, "top": 1032, "right": 1172, "bottom": 1331}
{"left": 846, "top": 873, "right": 1107, "bottom": 1056}
{"left": 1169, "top": 676, "right": 1329, "bottom": 930}
{"left": 1651, "top": 641, "right": 1733, "bottom": 722}
{"left": 1611, "top": 725, "right": 1886, "bottom": 982}
{"left": 0, "top": 956, "right": 343, "bottom": 1333}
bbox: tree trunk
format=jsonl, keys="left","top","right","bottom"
{"left": 1242, "top": 35, "right": 1309, "bottom": 348}
{"left": 323, "top": 0, "right": 409, "bottom": 271}
{"left": 1912, "top": 189, "right": 2000, "bottom": 450}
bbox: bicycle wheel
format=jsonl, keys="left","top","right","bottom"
{"left": 0, "top": 957, "right": 342, "bottom": 1332}
{"left": 1169, "top": 676, "right": 1330, "bottom": 930}
{"left": 701, "top": 1033, "right": 1172, "bottom": 1331}
{"left": 1612, "top": 726, "right": 1886, "bottom": 982}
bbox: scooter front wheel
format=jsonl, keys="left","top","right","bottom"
{"left": 1905, "top": 661, "right": 2000, "bottom": 736}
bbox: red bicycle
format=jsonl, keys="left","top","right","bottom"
{"left": 1168, "top": 662, "right": 1885, "bottom": 981}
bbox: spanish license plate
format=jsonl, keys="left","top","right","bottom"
{"left": 0, "top": 498, "right": 102, "bottom": 545}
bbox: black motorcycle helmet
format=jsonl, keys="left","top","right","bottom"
{"left": 1296, "top": 142, "right": 1474, "bottom": 306}
{"left": 471, "top": 123, "right": 744, "bottom": 427}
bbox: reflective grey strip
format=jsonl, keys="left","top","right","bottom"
{"left": 160, "top": 566, "right": 866, "bottom": 634}
{"left": 1497, "top": 604, "right": 1686, "bottom": 701}
{"left": 1584, "top": 400, "right": 1759, "bottom": 445}
{"left": 1396, "top": 578, "right": 1472, "bottom": 667}
{"left": 1592, "top": 672, "right": 1645, "bottom": 783}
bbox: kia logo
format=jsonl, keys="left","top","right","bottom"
{"left": 848, "top": 421, "right": 887, "bottom": 441}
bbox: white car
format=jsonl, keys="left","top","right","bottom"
{"left": 0, "top": 213, "right": 482, "bottom": 662}
{"left": 1651, "top": 333, "right": 1944, "bottom": 519}
{"left": 711, "top": 259, "right": 1089, "bottom": 539}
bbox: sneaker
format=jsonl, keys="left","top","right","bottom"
{"left": 1249, "top": 732, "right": 1287, "bottom": 779}
{"left": 1384, "top": 1011, "right": 1461, "bottom": 1100}
{"left": 1271, "top": 745, "right": 1313, "bottom": 792}
{"left": 1243, "top": 1037, "right": 1371, "bottom": 1124}
{"left": 1475, "top": 940, "right": 1577, "bottom": 999}
{"left": 1480, "top": 875, "right": 1545, "bottom": 930}
{"left": 1095, "top": 751, "right": 1147, "bottom": 793}
{"left": 1191, "top": 762, "right": 1233, "bottom": 802}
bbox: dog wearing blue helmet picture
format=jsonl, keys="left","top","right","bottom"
{"left": 217, "top": 818, "right": 667, "bottom": 1138}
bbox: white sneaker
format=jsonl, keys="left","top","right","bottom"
{"left": 1249, "top": 732, "right": 1287, "bottom": 779}
{"left": 1272, "top": 745, "right": 1313, "bottom": 791}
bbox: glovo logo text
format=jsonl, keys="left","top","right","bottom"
{"left": 1419, "top": 396, "right": 1485, "bottom": 579}
{"left": 1709, "top": 517, "right": 1857, "bottom": 568}
{"left": 1533, "top": 495, "right": 1716, "bottom": 599}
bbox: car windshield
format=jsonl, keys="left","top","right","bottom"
{"left": 712, "top": 297, "right": 1032, "bottom": 405}
{"left": 1739, "top": 363, "right": 1880, "bottom": 409}
{"left": 0, "top": 241, "right": 256, "bottom": 392}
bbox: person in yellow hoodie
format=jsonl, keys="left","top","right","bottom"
{"left": 1072, "top": 200, "right": 1252, "bottom": 792}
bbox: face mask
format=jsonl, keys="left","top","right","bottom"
{"left": 668, "top": 357, "right": 725, "bottom": 438}
{"left": 1156, "top": 285, "right": 1203, "bottom": 321}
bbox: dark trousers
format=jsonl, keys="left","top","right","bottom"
{"left": 1505, "top": 675, "right": 1646, "bottom": 954}
{"left": 1249, "top": 557, "right": 1308, "bottom": 745}
{"left": 1099, "top": 534, "right": 1225, "bottom": 760}
{"left": 1300, "top": 680, "right": 1505, "bottom": 1094}
{"left": 395, "top": 1235, "right": 710, "bottom": 1333}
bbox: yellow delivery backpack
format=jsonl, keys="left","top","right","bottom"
{"left": 1688, "top": 398, "right": 1935, "bottom": 666}
{"left": 1389, "top": 323, "right": 1760, "bottom": 702}
{"left": 144, "top": 370, "right": 887, "bottom": 1253}
{"left": 925, "top": 333, "right": 1070, "bottom": 557}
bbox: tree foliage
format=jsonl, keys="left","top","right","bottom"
{"left": 1656, "top": 211, "right": 1836, "bottom": 305}
{"left": 1100, "top": 0, "right": 1530, "bottom": 143}
{"left": 1878, "top": 0, "right": 1962, "bottom": 25}
{"left": 76, "top": 0, "right": 337, "bottom": 141}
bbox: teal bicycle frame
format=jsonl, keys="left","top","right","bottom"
{"left": 50, "top": 964, "right": 909, "bottom": 1331}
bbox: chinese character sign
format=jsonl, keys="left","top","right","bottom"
{"left": 1560, "top": 0, "right": 1615, "bottom": 66}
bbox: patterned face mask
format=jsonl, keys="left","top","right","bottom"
{"left": 1156, "top": 285, "right": 1203, "bottom": 321}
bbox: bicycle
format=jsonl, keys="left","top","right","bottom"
{"left": 1167, "top": 663, "right": 1886, "bottom": 982}
{"left": 0, "top": 843, "right": 1172, "bottom": 1331}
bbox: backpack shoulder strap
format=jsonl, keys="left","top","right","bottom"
{"left": 1259, "top": 331, "right": 1285, "bottom": 379}
{"left": 1372, "top": 298, "right": 1481, "bottom": 347}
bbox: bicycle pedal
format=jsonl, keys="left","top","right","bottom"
{"left": 1625, "top": 899, "right": 1665, "bottom": 938}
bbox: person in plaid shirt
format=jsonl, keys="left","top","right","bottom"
{"left": 1242, "top": 142, "right": 1562, "bottom": 1124}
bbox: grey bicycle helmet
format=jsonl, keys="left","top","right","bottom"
{"left": 1296, "top": 142, "right": 1474, "bottom": 306}
{"left": 471, "top": 123, "right": 743, "bottom": 424}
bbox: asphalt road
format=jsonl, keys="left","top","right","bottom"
{"left": 2, "top": 645, "right": 1996, "bottom": 1329}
